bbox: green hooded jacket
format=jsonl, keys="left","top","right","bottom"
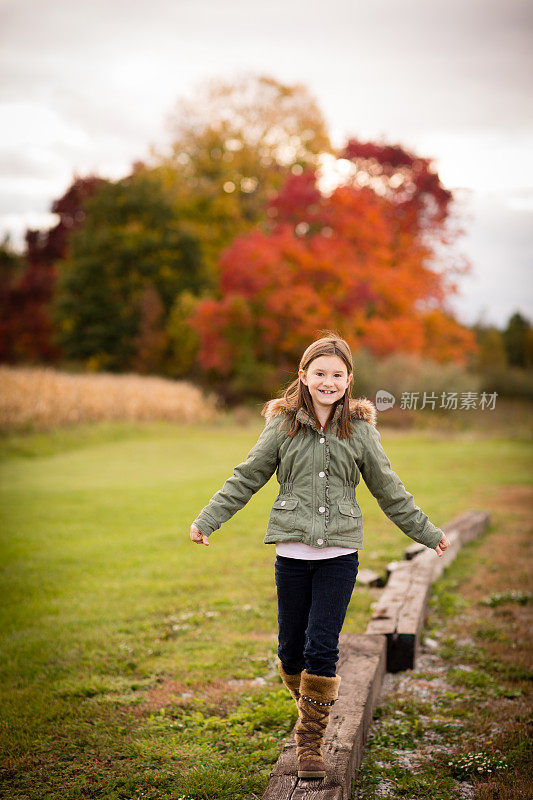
{"left": 193, "top": 397, "right": 443, "bottom": 551}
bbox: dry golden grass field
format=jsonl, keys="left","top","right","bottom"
{"left": 0, "top": 366, "right": 221, "bottom": 431}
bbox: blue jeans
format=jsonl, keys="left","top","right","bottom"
{"left": 275, "top": 551, "right": 359, "bottom": 678}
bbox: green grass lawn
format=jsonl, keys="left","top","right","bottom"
{"left": 0, "top": 420, "right": 531, "bottom": 799}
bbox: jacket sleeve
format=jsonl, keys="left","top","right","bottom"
{"left": 358, "top": 423, "right": 443, "bottom": 549}
{"left": 192, "top": 416, "right": 280, "bottom": 538}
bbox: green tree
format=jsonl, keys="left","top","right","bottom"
{"left": 51, "top": 172, "right": 203, "bottom": 372}
{"left": 471, "top": 323, "right": 508, "bottom": 371}
{"left": 525, "top": 328, "right": 533, "bottom": 369}
{"left": 165, "top": 290, "right": 202, "bottom": 379}
{"left": 503, "top": 311, "right": 531, "bottom": 368}
{"left": 130, "top": 284, "right": 169, "bottom": 375}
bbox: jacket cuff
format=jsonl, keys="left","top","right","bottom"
{"left": 416, "top": 523, "right": 443, "bottom": 549}
{"left": 193, "top": 511, "right": 219, "bottom": 538}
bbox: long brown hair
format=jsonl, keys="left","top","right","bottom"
{"left": 261, "top": 331, "right": 355, "bottom": 439}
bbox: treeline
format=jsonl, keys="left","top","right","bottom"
{"left": 0, "top": 73, "right": 531, "bottom": 403}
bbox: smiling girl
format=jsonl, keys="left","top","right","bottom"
{"left": 190, "top": 332, "right": 450, "bottom": 779}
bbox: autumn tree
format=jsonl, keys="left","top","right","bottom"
{"left": 191, "top": 159, "right": 477, "bottom": 401}
{"left": 0, "top": 235, "right": 25, "bottom": 362}
{"left": 333, "top": 140, "right": 476, "bottom": 363}
{"left": 51, "top": 171, "right": 202, "bottom": 372}
{"left": 0, "top": 177, "right": 104, "bottom": 363}
{"left": 150, "top": 72, "right": 332, "bottom": 284}
{"left": 165, "top": 290, "right": 203, "bottom": 379}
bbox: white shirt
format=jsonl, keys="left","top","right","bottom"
{"left": 275, "top": 541, "right": 357, "bottom": 560}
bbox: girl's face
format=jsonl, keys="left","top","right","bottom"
{"left": 299, "top": 355, "right": 353, "bottom": 414}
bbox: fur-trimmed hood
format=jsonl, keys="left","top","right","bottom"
{"left": 263, "top": 396, "right": 377, "bottom": 427}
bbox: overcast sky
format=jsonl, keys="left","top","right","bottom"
{"left": 1, "top": 0, "right": 532, "bottom": 328}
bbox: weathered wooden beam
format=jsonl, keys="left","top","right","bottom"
{"left": 289, "top": 785, "right": 344, "bottom": 800}
{"left": 365, "top": 560, "right": 433, "bottom": 671}
{"left": 261, "top": 633, "right": 386, "bottom": 800}
{"left": 366, "top": 510, "right": 490, "bottom": 670}
{"left": 403, "top": 541, "right": 425, "bottom": 559}
{"left": 407, "top": 510, "right": 491, "bottom": 582}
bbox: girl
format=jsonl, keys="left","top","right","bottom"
{"left": 190, "top": 334, "right": 450, "bottom": 780}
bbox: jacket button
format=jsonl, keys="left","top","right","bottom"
{"left": 318, "top": 471, "right": 325, "bottom": 477}
{"left": 318, "top": 506, "right": 325, "bottom": 513}
{"left": 317, "top": 539, "right": 324, "bottom": 545}
{"left": 281, "top": 501, "right": 286, "bottom": 506}
{"left": 319, "top": 437, "right": 325, "bottom": 443}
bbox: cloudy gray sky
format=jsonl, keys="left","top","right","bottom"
{"left": 1, "top": 0, "right": 532, "bottom": 327}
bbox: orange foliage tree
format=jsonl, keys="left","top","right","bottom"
{"left": 191, "top": 143, "right": 477, "bottom": 400}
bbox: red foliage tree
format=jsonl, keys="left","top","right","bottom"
{"left": 0, "top": 176, "right": 104, "bottom": 363}
{"left": 191, "top": 154, "right": 476, "bottom": 395}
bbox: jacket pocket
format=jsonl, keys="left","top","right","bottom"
{"left": 268, "top": 497, "right": 299, "bottom": 533}
{"left": 336, "top": 500, "right": 363, "bottom": 535}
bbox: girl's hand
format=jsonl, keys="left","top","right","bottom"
{"left": 190, "top": 523, "right": 210, "bottom": 546}
{"left": 435, "top": 532, "right": 451, "bottom": 557}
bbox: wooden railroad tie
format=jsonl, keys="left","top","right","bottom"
{"left": 366, "top": 510, "right": 490, "bottom": 671}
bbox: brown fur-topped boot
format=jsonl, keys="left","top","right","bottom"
{"left": 277, "top": 659, "right": 302, "bottom": 709}
{"left": 295, "top": 670, "right": 341, "bottom": 779}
